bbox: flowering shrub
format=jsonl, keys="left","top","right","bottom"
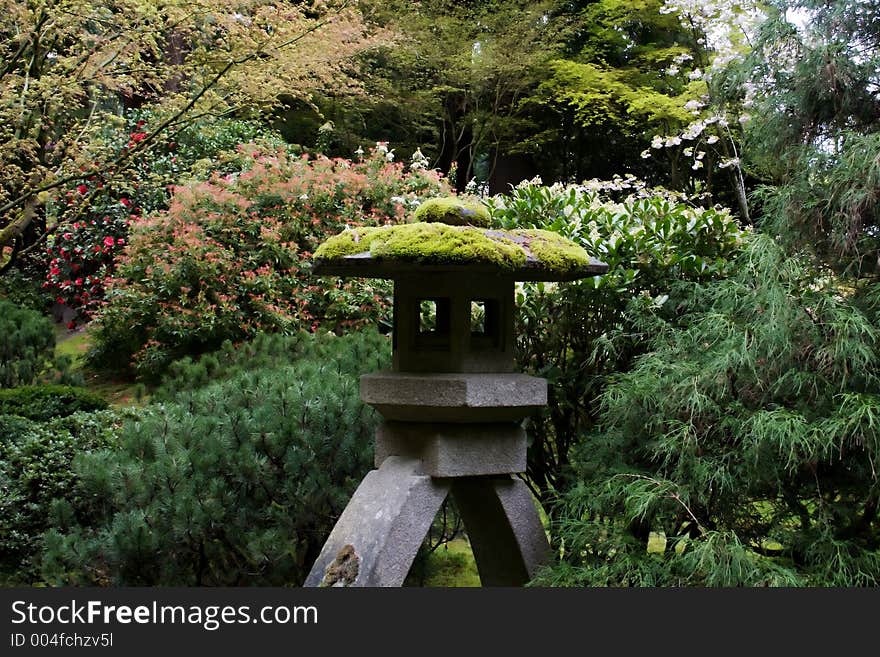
{"left": 43, "top": 216, "right": 128, "bottom": 322}
{"left": 37, "top": 116, "right": 281, "bottom": 324}
{"left": 88, "top": 144, "right": 448, "bottom": 378}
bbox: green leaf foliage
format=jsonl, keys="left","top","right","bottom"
{"left": 538, "top": 235, "right": 880, "bottom": 586}
{"left": 0, "top": 410, "right": 120, "bottom": 583}
{"left": 41, "top": 329, "right": 390, "bottom": 586}
{"left": 488, "top": 182, "right": 743, "bottom": 499}
{"left": 541, "top": 59, "right": 695, "bottom": 130}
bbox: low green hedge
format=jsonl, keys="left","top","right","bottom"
{"left": 0, "top": 385, "right": 108, "bottom": 421}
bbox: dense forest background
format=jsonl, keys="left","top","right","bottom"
{"left": 1, "top": 0, "right": 879, "bottom": 587}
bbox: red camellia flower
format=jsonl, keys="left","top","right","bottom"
{"left": 120, "top": 198, "right": 131, "bottom": 208}
{"left": 75, "top": 278, "right": 83, "bottom": 286}
{"left": 76, "top": 184, "right": 87, "bottom": 195}
{"left": 50, "top": 266, "right": 60, "bottom": 276}
{"left": 103, "top": 236, "right": 115, "bottom": 247}
{"left": 66, "top": 320, "right": 76, "bottom": 330}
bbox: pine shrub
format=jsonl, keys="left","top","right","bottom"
{"left": 42, "top": 329, "right": 390, "bottom": 586}
{"left": 0, "top": 299, "right": 55, "bottom": 388}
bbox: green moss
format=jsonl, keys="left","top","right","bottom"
{"left": 371, "top": 223, "right": 526, "bottom": 268}
{"left": 313, "top": 227, "right": 381, "bottom": 259}
{"left": 411, "top": 197, "right": 491, "bottom": 228}
{"left": 314, "top": 224, "right": 594, "bottom": 275}
{"left": 512, "top": 228, "right": 592, "bottom": 271}
{"left": 417, "top": 538, "right": 481, "bottom": 587}
{"left": 316, "top": 223, "right": 526, "bottom": 269}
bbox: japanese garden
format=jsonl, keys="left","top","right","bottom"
{"left": 1, "top": 0, "right": 878, "bottom": 587}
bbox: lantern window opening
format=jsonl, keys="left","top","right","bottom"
{"left": 415, "top": 297, "right": 451, "bottom": 351}
{"left": 470, "top": 298, "right": 500, "bottom": 350}
{"left": 470, "top": 300, "right": 487, "bottom": 335}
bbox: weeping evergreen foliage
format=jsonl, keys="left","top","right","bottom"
{"left": 538, "top": 235, "right": 880, "bottom": 586}
{"left": 539, "top": 0, "right": 880, "bottom": 589}
{"left": 41, "top": 330, "right": 390, "bottom": 586}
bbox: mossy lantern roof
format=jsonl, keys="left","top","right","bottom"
{"left": 312, "top": 197, "right": 608, "bottom": 282}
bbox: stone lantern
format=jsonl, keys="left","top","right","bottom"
{"left": 304, "top": 198, "right": 608, "bottom": 587}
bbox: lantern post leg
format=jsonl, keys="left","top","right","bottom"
{"left": 305, "top": 456, "right": 450, "bottom": 587}
{"left": 451, "top": 476, "right": 551, "bottom": 586}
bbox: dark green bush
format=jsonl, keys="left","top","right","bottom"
{"left": 42, "top": 329, "right": 390, "bottom": 586}
{"left": 0, "top": 385, "right": 108, "bottom": 421}
{"left": 0, "top": 299, "right": 55, "bottom": 388}
{"left": 0, "top": 411, "right": 120, "bottom": 582}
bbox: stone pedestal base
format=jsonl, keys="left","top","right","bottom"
{"left": 304, "top": 456, "right": 550, "bottom": 587}
{"left": 375, "top": 421, "right": 526, "bottom": 477}
{"left": 304, "top": 457, "right": 449, "bottom": 587}
{"left": 305, "top": 370, "right": 552, "bottom": 587}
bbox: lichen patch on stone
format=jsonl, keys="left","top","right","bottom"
{"left": 319, "top": 544, "right": 360, "bottom": 587}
